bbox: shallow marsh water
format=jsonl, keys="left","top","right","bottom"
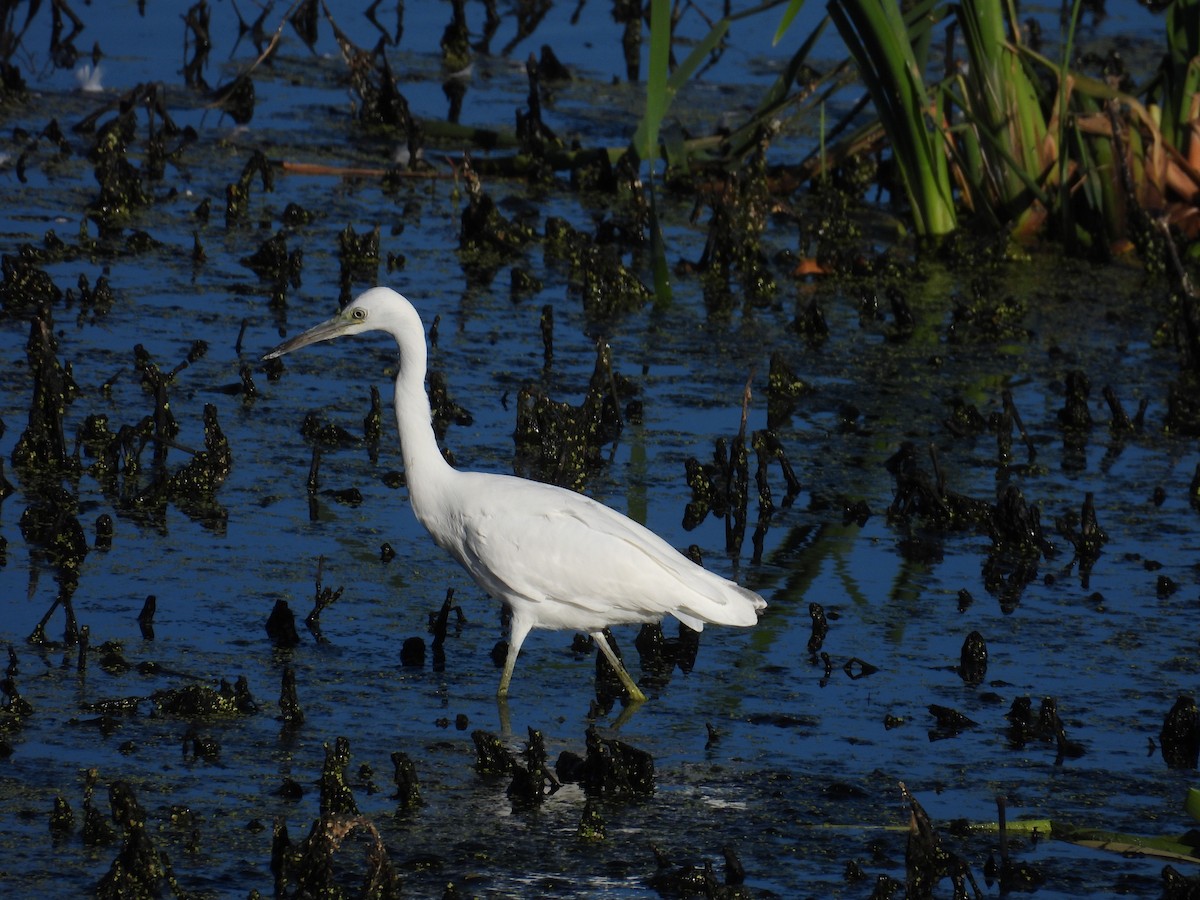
{"left": 0, "top": 2, "right": 1197, "bottom": 898}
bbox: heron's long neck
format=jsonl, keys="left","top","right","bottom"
{"left": 392, "top": 342, "right": 454, "bottom": 521}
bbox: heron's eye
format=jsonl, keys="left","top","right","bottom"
{"left": 351, "top": 307, "right": 367, "bottom": 321}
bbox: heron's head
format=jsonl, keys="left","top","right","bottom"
{"left": 263, "top": 287, "right": 420, "bottom": 360}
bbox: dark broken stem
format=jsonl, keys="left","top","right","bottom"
{"left": 1001, "top": 390, "right": 1036, "bottom": 461}
{"left": 138, "top": 594, "right": 156, "bottom": 640}
{"left": 725, "top": 447, "right": 748, "bottom": 557}
{"left": 306, "top": 555, "right": 343, "bottom": 643}
{"left": 51, "top": 0, "right": 84, "bottom": 48}
{"left": 929, "top": 443, "right": 944, "bottom": 497}
{"left": 1158, "top": 217, "right": 1198, "bottom": 298}
{"left": 601, "top": 341, "right": 624, "bottom": 434}
{"left": 1052, "top": 710, "right": 1075, "bottom": 765}
{"left": 774, "top": 441, "right": 799, "bottom": 497}
{"left": 1101, "top": 385, "right": 1132, "bottom": 431}
{"left": 152, "top": 379, "right": 171, "bottom": 470}
{"left": 154, "top": 436, "right": 201, "bottom": 456}
{"left": 1080, "top": 492, "right": 1101, "bottom": 539}
{"left": 236, "top": 317, "right": 249, "bottom": 355}
{"left": 997, "top": 795, "right": 1009, "bottom": 865}
{"left": 1133, "top": 396, "right": 1149, "bottom": 430}
{"left": 307, "top": 444, "right": 321, "bottom": 492}
{"left": 314, "top": 555, "right": 326, "bottom": 597}
{"left": 239, "top": 0, "right": 305, "bottom": 80}
{"left": 540, "top": 304, "right": 554, "bottom": 371}
{"left": 737, "top": 372, "right": 754, "bottom": 445}
{"left": 753, "top": 434, "right": 774, "bottom": 515}
{"left": 77, "top": 624, "right": 89, "bottom": 672}
{"left": 431, "top": 588, "right": 454, "bottom": 649}
{"left": 725, "top": 373, "right": 755, "bottom": 514}
{"left": 32, "top": 595, "right": 62, "bottom": 643}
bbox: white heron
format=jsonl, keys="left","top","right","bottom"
{"left": 264, "top": 287, "right": 766, "bottom": 702}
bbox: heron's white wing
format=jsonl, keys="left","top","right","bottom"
{"left": 444, "top": 473, "right": 763, "bottom": 631}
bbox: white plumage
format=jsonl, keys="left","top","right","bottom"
{"left": 265, "top": 287, "right": 766, "bottom": 701}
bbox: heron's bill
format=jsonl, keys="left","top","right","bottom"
{"left": 262, "top": 316, "right": 347, "bottom": 360}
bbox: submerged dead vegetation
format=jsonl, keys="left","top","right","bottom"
{"left": 1, "top": 0, "right": 1200, "bottom": 897}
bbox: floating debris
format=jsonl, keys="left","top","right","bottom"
{"left": 506, "top": 727, "right": 560, "bottom": 808}
{"left": 1165, "top": 373, "right": 1200, "bottom": 436}
{"left": 12, "top": 310, "right": 77, "bottom": 472}
{"left": 576, "top": 725, "right": 654, "bottom": 797}
{"left": 947, "top": 280, "right": 1029, "bottom": 344}
{"left": 986, "top": 795, "right": 1046, "bottom": 892}
{"left": 300, "top": 411, "right": 361, "bottom": 448}
{"left": 1057, "top": 370, "right": 1095, "bottom": 430}
{"left": 183, "top": 727, "right": 221, "bottom": 762}
{"left": 391, "top": 751, "right": 422, "bottom": 812}
{"left": 94, "top": 512, "right": 114, "bottom": 551}
{"left": 428, "top": 369, "right": 473, "bottom": 442}
{"left": 0, "top": 662, "right": 34, "bottom": 732}
{"left": 460, "top": 159, "right": 535, "bottom": 260}
{"left": 472, "top": 729, "right": 514, "bottom": 776}
{"left": 225, "top": 149, "right": 274, "bottom": 226}
{"left": 151, "top": 677, "right": 258, "bottom": 718}
{"left": 400, "top": 636, "right": 425, "bottom": 667}
{"left": 957, "top": 631, "right": 988, "bottom": 686}
{"left": 266, "top": 599, "right": 301, "bottom": 648}
{"left": 577, "top": 799, "right": 605, "bottom": 841}
{"left": 49, "top": 794, "right": 75, "bottom": 836}
{"left": 544, "top": 216, "right": 649, "bottom": 318}
{"left": 647, "top": 844, "right": 753, "bottom": 898}
{"left": 690, "top": 131, "right": 778, "bottom": 317}
{"left": 634, "top": 621, "right": 699, "bottom": 685}
{"left": 513, "top": 339, "right": 633, "bottom": 489}
{"left": 278, "top": 664, "right": 303, "bottom": 727}
{"left": 20, "top": 498, "right": 89, "bottom": 575}
{"left": 766, "top": 351, "right": 809, "bottom": 429}
{"left": 272, "top": 812, "right": 400, "bottom": 900}
{"left": 1055, "top": 491, "right": 1108, "bottom": 567}
{"left": 807, "top": 602, "right": 829, "bottom": 652}
{"left": 514, "top": 52, "right": 562, "bottom": 180}
{"left": 927, "top": 704, "right": 978, "bottom": 741}
{"left": 1036, "top": 697, "right": 1086, "bottom": 764}
{"left": 211, "top": 73, "right": 255, "bottom": 124}
{"left": 165, "top": 403, "right": 232, "bottom": 523}
{"left": 1163, "top": 864, "right": 1200, "bottom": 898}
{"left": 95, "top": 780, "right": 188, "bottom": 900}
{"left": 1160, "top": 695, "right": 1200, "bottom": 770}
{"left": 943, "top": 397, "right": 989, "bottom": 438}
{"left": 241, "top": 230, "right": 303, "bottom": 293}
{"left": 439, "top": 0, "right": 471, "bottom": 72}
{"left": 338, "top": 224, "right": 381, "bottom": 302}
{"left": 901, "top": 782, "right": 984, "bottom": 898}
{"left": 318, "top": 735, "right": 358, "bottom": 818}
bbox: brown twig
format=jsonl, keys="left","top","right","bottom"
{"left": 276, "top": 160, "right": 447, "bottom": 179}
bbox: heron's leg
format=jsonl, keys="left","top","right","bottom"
{"left": 498, "top": 614, "right": 534, "bottom": 697}
{"left": 590, "top": 630, "right": 647, "bottom": 703}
